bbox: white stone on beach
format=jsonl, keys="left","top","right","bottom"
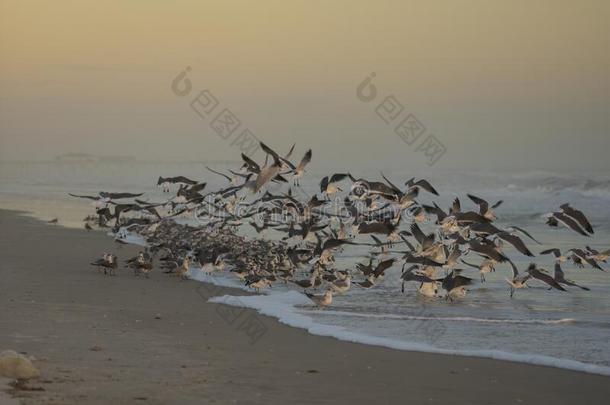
{"left": 0, "top": 350, "right": 40, "bottom": 379}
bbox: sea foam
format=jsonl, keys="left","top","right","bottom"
{"left": 202, "top": 277, "right": 610, "bottom": 377}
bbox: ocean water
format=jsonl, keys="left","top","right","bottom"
{"left": 2, "top": 161, "right": 610, "bottom": 375}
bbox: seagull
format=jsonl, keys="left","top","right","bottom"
{"left": 320, "top": 173, "right": 351, "bottom": 195}
{"left": 467, "top": 194, "right": 503, "bottom": 220}
{"left": 305, "top": 289, "right": 333, "bottom": 307}
{"left": 461, "top": 259, "right": 495, "bottom": 282}
{"left": 253, "top": 142, "right": 289, "bottom": 193}
{"left": 349, "top": 175, "right": 400, "bottom": 201}
{"left": 291, "top": 272, "right": 320, "bottom": 292}
{"left": 440, "top": 270, "right": 473, "bottom": 301}
{"left": 400, "top": 264, "right": 438, "bottom": 296}
{"left": 245, "top": 274, "right": 273, "bottom": 292}
{"left": 505, "top": 261, "right": 532, "bottom": 298}
{"left": 137, "top": 259, "right": 154, "bottom": 278}
{"left": 568, "top": 248, "right": 605, "bottom": 271}
{"left": 559, "top": 203, "right": 594, "bottom": 234}
{"left": 329, "top": 272, "right": 351, "bottom": 294}
{"left": 90, "top": 253, "right": 118, "bottom": 276}
{"left": 545, "top": 212, "right": 589, "bottom": 237}
{"left": 126, "top": 251, "right": 152, "bottom": 276}
{"left": 284, "top": 149, "right": 312, "bottom": 186}
{"left": 176, "top": 256, "right": 190, "bottom": 280}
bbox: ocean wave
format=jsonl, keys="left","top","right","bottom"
{"left": 207, "top": 288, "right": 610, "bottom": 377}
{"left": 309, "top": 310, "right": 577, "bottom": 325}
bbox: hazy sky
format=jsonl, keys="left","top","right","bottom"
{"left": 1, "top": 0, "right": 608, "bottom": 171}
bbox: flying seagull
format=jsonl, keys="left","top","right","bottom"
{"left": 559, "top": 203, "right": 594, "bottom": 234}
{"left": 545, "top": 211, "right": 589, "bottom": 237}
{"left": 320, "top": 173, "right": 351, "bottom": 195}
{"left": 467, "top": 194, "right": 503, "bottom": 220}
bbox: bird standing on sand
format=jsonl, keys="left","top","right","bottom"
{"left": 176, "top": 256, "right": 190, "bottom": 280}
{"left": 91, "top": 253, "right": 118, "bottom": 276}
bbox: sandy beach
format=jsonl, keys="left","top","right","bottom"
{"left": 0, "top": 209, "right": 607, "bottom": 404}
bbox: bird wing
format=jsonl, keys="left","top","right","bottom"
{"left": 165, "top": 176, "right": 197, "bottom": 185}
{"left": 403, "top": 253, "right": 444, "bottom": 267}
{"left": 380, "top": 172, "right": 403, "bottom": 194}
{"left": 491, "top": 200, "right": 504, "bottom": 209}
{"left": 69, "top": 193, "right": 99, "bottom": 200}
{"left": 373, "top": 258, "right": 395, "bottom": 277}
{"left": 296, "top": 149, "right": 312, "bottom": 172}
{"left": 529, "top": 268, "right": 566, "bottom": 291}
{"left": 206, "top": 166, "right": 232, "bottom": 182}
{"left": 467, "top": 194, "right": 489, "bottom": 214}
{"left": 455, "top": 211, "right": 489, "bottom": 224}
{"left": 99, "top": 192, "right": 145, "bottom": 199}
{"left": 413, "top": 179, "right": 438, "bottom": 195}
{"left": 329, "top": 173, "right": 351, "bottom": 184}
{"left": 553, "top": 262, "right": 565, "bottom": 281}
{"left": 540, "top": 248, "right": 560, "bottom": 257}
{"left": 284, "top": 143, "right": 296, "bottom": 159}
{"left": 452, "top": 275, "right": 473, "bottom": 288}
{"left": 507, "top": 226, "right": 542, "bottom": 245}
{"left": 255, "top": 165, "right": 281, "bottom": 193}
{"left": 507, "top": 258, "right": 519, "bottom": 278}
{"left": 410, "top": 223, "right": 426, "bottom": 245}
{"left": 241, "top": 153, "right": 261, "bottom": 174}
{"left": 554, "top": 212, "right": 589, "bottom": 236}
{"left": 399, "top": 233, "right": 416, "bottom": 251}
{"left": 584, "top": 256, "right": 604, "bottom": 271}
{"left": 188, "top": 182, "right": 207, "bottom": 193}
{"left": 468, "top": 240, "right": 505, "bottom": 262}
{"left": 358, "top": 222, "right": 390, "bottom": 235}
{"left": 320, "top": 176, "right": 329, "bottom": 193}
{"left": 561, "top": 204, "right": 594, "bottom": 234}
{"left": 260, "top": 142, "right": 281, "bottom": 165}
{"left": 498, "top": 232, "right": 534, "bottom": 256}
{"left": 421, "top": 203, "right": 446, "bottom": 223}
{"left": 451, "top": 197, "right": 461, "bottom": 214}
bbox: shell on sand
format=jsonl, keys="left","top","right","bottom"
{"left": 0, "top": 350, "right": 40, "bottom": 379}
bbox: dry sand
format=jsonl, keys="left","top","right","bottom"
{"left": 1, "top": 209, "right": 609, "bottom": 404}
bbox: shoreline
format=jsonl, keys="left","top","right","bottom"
{"left": 1, "top": 208, "right": 609, "bottom": 404}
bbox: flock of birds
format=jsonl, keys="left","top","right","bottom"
{"left": 75, "top": 142, "right": 609, "bottom": 307}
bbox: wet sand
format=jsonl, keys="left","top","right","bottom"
{"left": 1, "top": 209, "right": 609, "bottom": 404}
